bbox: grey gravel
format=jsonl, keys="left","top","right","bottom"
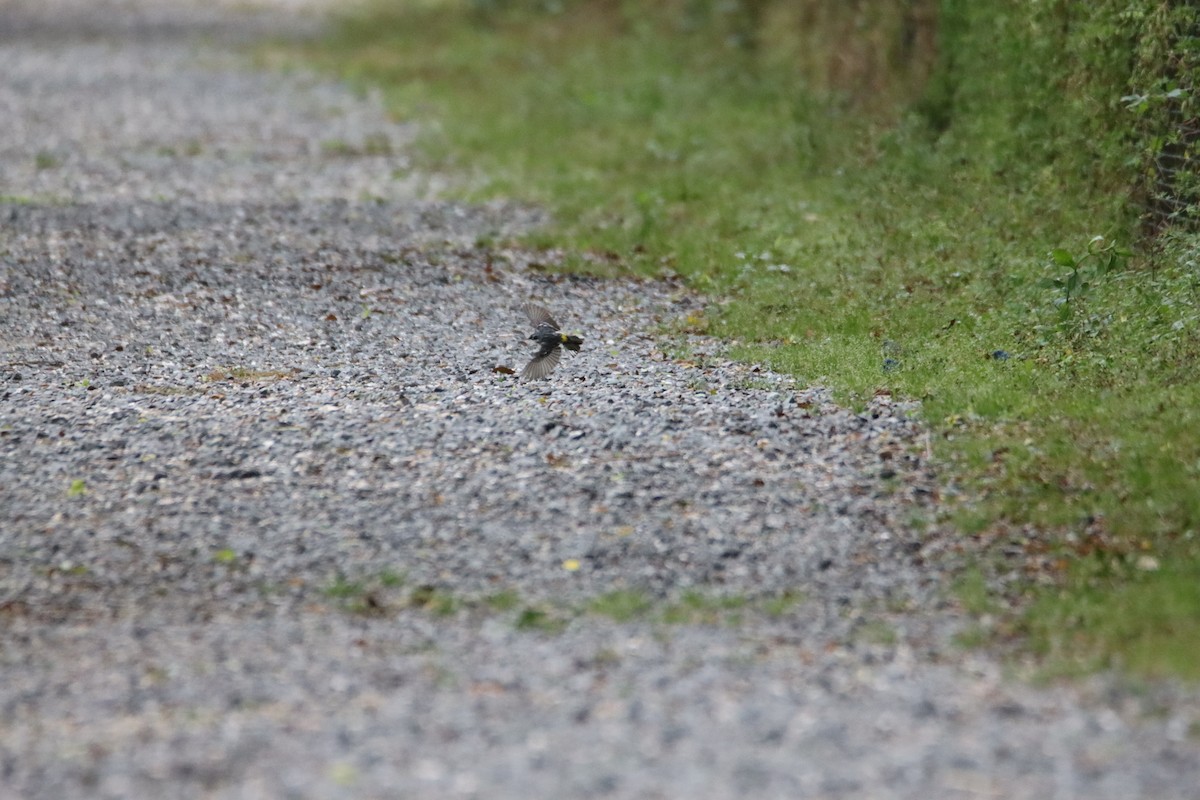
{"left": 2, "top": 2, "right": 1199, "bottom": 798}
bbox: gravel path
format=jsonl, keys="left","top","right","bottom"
{"left": 2, "top": 2, "right": 1199, "bottom": 798}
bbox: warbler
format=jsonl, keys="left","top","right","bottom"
{"left": 521, "top": 302, "right": 583, "bottom": 380}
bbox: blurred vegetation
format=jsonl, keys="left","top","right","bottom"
{"left": 281, "top": 0, "right": 1200, "bottom": 681}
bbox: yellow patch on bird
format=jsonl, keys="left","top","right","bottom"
{"left": 562, "top": 558, "right": 581, "bottom": 571}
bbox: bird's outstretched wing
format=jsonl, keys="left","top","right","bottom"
{"left": 522, "top": 346, "right": 562, "bottom": 380}
{"left": 522, "top": 302, "right": 560, "bottom": 331}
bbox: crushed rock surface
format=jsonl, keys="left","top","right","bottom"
{"left": 1, "top": 1, "right": 1199, "bottom": 798}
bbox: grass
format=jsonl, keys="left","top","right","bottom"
{"left": 323, "top": 575, "right": 367, "bottom": 600}
{"left": 34, "top": 151, "right": 60, "bottom": 170}
{"left": 204, "top": 366, "right": 295, "bottom": 383}
{"left": 323, "top": 571, "right": 460, "bottom": 616}
{"left": 1024, "top": 559, "right": 1200, "bottom": 681}
{"left": 0, "top": 194, "right": 50, "bottom": 205}
{"left": 660, "top": 590, "right": 748, "bottom": 625}
{"left": 321, "top": 574, "right": 805, "bottom": 633}
{"left": 587, "top": 589, "right": 655, "bottom": 622}
{"left": 321, "top": 133, "right": 393, "bottom": 157}
{"left": 514, "top": 605, "right": 571, "bottom": 633}
{"left": 855, "top": 619, "right": 900, "bottom": 648}
{"left": 280, "top": 1, "right": 1200, "bottom": 681}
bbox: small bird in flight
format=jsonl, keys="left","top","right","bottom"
{"left": 521, "top": 302, "right": 583, "bottom": 380}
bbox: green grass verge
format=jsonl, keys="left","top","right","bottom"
{"left": 280, "top": 1, "right": 1200, "bottom": 681}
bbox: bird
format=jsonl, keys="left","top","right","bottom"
{"left": 520, "top": 302, "right": 583, "bottom": 380}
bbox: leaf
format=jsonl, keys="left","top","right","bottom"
{"left": 1121, "top": 93, "right": 1148, "bottom": 112}
{"left": 1050, "top": 248, "right": 1077, "bottom": 268}
{"left": 66, "top": 479, "right": 86, "bottom": 497}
